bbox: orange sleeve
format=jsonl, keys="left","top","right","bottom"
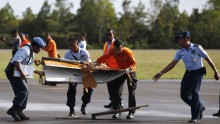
{"left": 125, "top": 49, "right": 136, "bottom": 70}
{"left": 42, "top": 41, "right": 53, "bottom": 52}
{"left": 97, "top": 49, "right": 114, "bottom": 63}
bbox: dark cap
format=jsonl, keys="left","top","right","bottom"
{"left": 176, "top": 31, "right": 190, "bottom": 40}
{"left": 32, "top": 37, "right": 46, "bottom": 47}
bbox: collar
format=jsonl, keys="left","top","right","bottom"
{"left": 71, "top": 47, "right": 81, "bottom": 54}
{"left": 107, "top": 38, "right": 115, "bottom": 44}
{"left": 189, "top": 43, "right": 194, "bottom": 50}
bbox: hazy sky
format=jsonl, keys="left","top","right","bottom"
{"left": 0, "top": 0, "right": 208, "bottom": 18}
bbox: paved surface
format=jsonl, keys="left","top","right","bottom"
{"left": 0, "top": 79, "right": 220, "bottom": 124}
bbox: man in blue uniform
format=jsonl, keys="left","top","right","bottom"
{"left": 153, "top": 31, "right": 220, "bottom": 123}
{"left": 64, "top": 36, "right": 93, "bottom": 116}
{"left": 5, "top": 37, "right": 46, "bottom": 121}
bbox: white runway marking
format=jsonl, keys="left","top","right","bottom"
{"left": 0, "top": 100, "right": 215, "bottom": 118}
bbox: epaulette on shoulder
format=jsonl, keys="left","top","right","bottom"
{"left": 193, "top": 44, "right": 199, "bottom": 47}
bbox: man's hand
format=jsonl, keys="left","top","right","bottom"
{"left": 34, "top": 60, "right": 41, "bottom": 66}
{"left": 214, "top": 72, "right": 220, "bottom": 80}
{"left": 0, "top": 36, "right": 7, "bottom": 42}
{"left": 152, "top": 72, "right": 162, "bottom": 82}
{"left": 20, "top": 72, "right": 28, "bottom": 82}
{"left": 34, "top": 70, "right": 45, "bottom": 76}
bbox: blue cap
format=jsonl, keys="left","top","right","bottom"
{"left": 176, "top": 31, "right": 190, "bottom": 40}
{"left": 33, "top": 37, "right": 46, "bottom": 47}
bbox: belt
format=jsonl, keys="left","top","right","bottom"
{"left": 186, "top": 67, "right": 202, "bottom": 72}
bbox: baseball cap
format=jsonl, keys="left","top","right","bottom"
{"left": 176, "top": 31, "right": 190, "bottom": 40}
{"left": 32, "top": 37, "right": 46, "bottom": 47}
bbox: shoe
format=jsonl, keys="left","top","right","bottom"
{"left": 48, "top": 83, "right": 56, "bottom": 86}
{"left": 80, "top": 106, "right": 87, "bottom": 115}
{"left": 17, "top": 109, "right": 29, "bottom": 120}
{"left": 213, "top": 110, "right": 220, "bottom": 117}
{"left": 121, "top": 103, "right": 124, "bottom": 108}
{"left": 112, "top": 113, "right": 121, "bottom": 119}
{"left": 126, "top": 112, "right": 134, "bottom": 119}
{"left": 7, "top": 108, "right": 21, "bottom": 121}
{"left": 104, "top": 102, "right": 113, "bottom": 108}
{"left": 188, "top": 119, "right": 199, "bottom": 123}
{"left": 68, "top": 108, "right": 75, "bottom": 116}
{"left": 199, "top": 106, "right": 205, "bottom": 120}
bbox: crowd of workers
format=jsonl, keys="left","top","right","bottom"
{"left": 1, "top": 28, "right": 220, "bottom": 123}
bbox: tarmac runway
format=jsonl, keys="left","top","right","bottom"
{"left": 0, "top": 79, "right": 220, "bottom": 124}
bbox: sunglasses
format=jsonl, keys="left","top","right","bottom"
{"left": 106, "top": 34, "right": 113, "bottom": 36}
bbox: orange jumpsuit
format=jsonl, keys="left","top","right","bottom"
{"left": 97, "top": 47, "right": 136, "bottom": 71}
{"left": 42, "top": 39, "right": 58, "bottom": 58}
{"left": 102, "top": 41, "right": 118, "bottom": 69}
{"left": 20, "top": 38, "right": 30, "bottom": 47}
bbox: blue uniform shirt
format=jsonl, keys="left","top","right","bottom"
{"left": 174, "top": 43, "right": 208, "bottom": 70}
{"left": 78, "top": 40, "right": 87, "bottom": 50}
{"left": 11, "top": 45, "right": 34, "bottom": 65}
{"left": 64, "top": 47, "right": 91, "bottom": 62}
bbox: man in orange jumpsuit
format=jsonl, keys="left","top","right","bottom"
{"left": 43, "top": 32, "right": 59, "bottom": 86}
{"left": 43, "top": 32, "right": 58, "bottom": 58}
{"left": 97, "top": 40, "right": 138, "bottom": 119}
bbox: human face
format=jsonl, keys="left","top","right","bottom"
{"left": 69, "top": 40, "right": 78, "bottom": 52}
{"left": 114, "top": 45, "right": 123, "bottom": 55}
{"left": 32, "top": 46, "right": 41, "bottom": 54}
{"left": 106, "top": 31, "right": 114, "bottom": 41}
{"left": 178, "top": 37, "right": 189, "bottom": 48}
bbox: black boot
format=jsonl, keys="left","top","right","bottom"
{"left": 17, "top": 108, "right": 29, "bottom": 120}
{"left": 104, "top": 102, "right": 113, "bottom": 108}
{"left": 81, "top": 106, "right": 87, "bottom": 115}
{"left": 213, "top": 110, "right": 220, "bottom": 117}
{"left": 126, "top": 112, "right": 135, "bottom": 119}
{"left": 68, "top": 107, "right": 75, "bottom": 116}
{"left": 112, "top": 113, "right": 121, "bottom": 119}
{"left": 7, "top": 107, "right": 21, "bottom": 121}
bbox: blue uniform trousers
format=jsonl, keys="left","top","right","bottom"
{"left": 5, "top": 66, "right": 29, "bottom": 110}
{"left": 66, "top": 83, "right": 93, "bottom": 108}
{"left": 180, "top": 68, "right": 204, "bottom": 120}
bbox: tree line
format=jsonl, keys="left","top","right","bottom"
{"left": 0, "top": 0, "right": 220, "bottom": 49}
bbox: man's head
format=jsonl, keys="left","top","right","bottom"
{"left": 31, "top": 37, "right": 46, "bottom": 53}
{"left": 176, "top": 31, "right": 190, "bottom": 48}
{"left": 105, "top": 28, "right": 114, "bottom": 41}
{"left": 19, "top": 33, "right": 25, "bottom": 40}
{"left": 11, "top": 29, "right": 19, "bottom": 37}
{"left": 79, "top": 32, "right": 86, "bottom": 41}
{"left": 44, "top": 32, "right": 52, "bottom": 41}
{"left": 68, "top": 36, "right": 79, "bottom": 52}
{"left": 113, "top": 40, "right": 124, "bottom": 54}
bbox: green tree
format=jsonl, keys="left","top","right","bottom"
{"left": 208, "top": 0, "right": 220, "bottom": 10}
{"left": 0, "top": 3, "right": 19, "bottom": 48}
{"left": 19, "top": 7, "right": 36, "bottom": 37}
{"left": 76, "top": 0, "right": 117, "bottom": 47}
{"left": 188, "top": 9, "right": 220, "bottom": 48}
{"left": 117, "top": 0, "right": 149, "bottom": 49}
{"left": 149, "top": 0, "right": 180, "bottom": 48}
{"left": 0, "top": 3, "right": 19, "bottom": 33}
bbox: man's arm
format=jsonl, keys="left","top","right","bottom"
{"left": 204, "top": 57, "right": 220, "bottom": 80}
{"left": 14, "top": 61, "right": 27, "bottom": 81}
{"left": 153, "top": 60, "right": 178, "bottom": 82}
{"left": 42, "top": 41, "right": 52, "bottom": 52}
{"left": 0, "top": 36, "right": 12, "bottom": 46}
